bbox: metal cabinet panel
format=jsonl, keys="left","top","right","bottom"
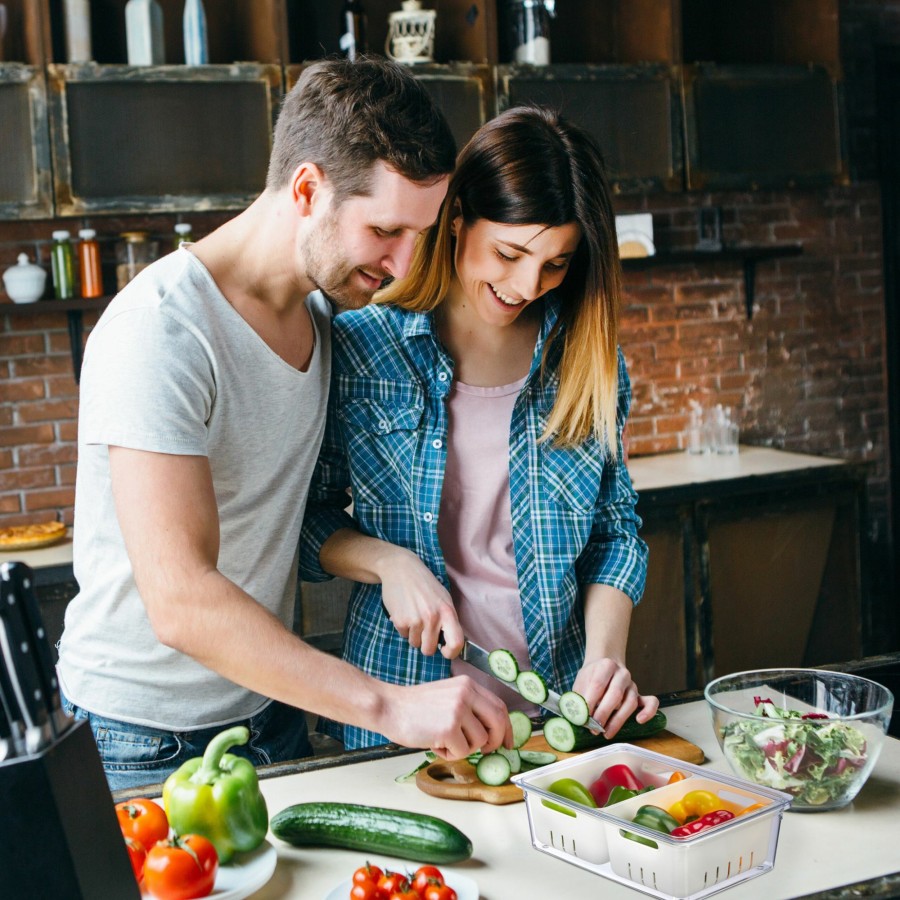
{"left": 0, "top": 64, "right": 53, "bottom": 218}
{"left": 495, "top": 64, "right": 684, "bottom": 194}
{"left": 47, "top": 63, "right": 282, "bottom": 215}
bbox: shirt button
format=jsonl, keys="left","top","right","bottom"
{"left": 423, "top": 512, "right": 434, "bottom": 523}
{"left": 432, "top": 439, "right": 443, "bottom": 449}
{"left": 438, "top": 372, "right": 448, "bottom": 382}
{"left": 378, "top": 419, "right": 389, "bottom": 431}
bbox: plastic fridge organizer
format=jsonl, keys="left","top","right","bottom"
{"left": 511, "top": 743, "right": 792, "bottom": 900}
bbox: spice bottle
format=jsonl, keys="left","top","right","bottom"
{"left": 125, "top": 0, "right": 165, "bottom": 65}
{"left": 174, "top": 222, "right": 193, "bottom": 249}
{"left": 63, "top": 0, "right": 93, "bottom": 62}
{"left": 116, "top": 231, "right": 159, "bottom": 289}
{"left": 78, "top": 228, "right": 103, "bottom": 298}
{"left": 51, "top": 230, "right": 75, "bottom": 300}
{"left": 183, "top": 0, "right": 208, "bottom": 65}
{"left": 339, "top": 0, "right": 367, "bottom": 61}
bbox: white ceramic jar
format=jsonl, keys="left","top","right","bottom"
{"left": 2, "top": 253, "right": 48, "bottom": 304}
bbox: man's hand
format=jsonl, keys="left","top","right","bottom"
{"left": 382, "top": 676, "right": 512, "bottom": 760}
{"left": 380, "top": 549, "right": 464, "bottom": 659}
{"left": 572, "top": 657, "right": 659, "bottom": 739}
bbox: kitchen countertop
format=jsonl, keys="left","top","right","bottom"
{"left": 0, "top": 528, "right": 73, "bottom": 570}
{"left": 234, "top": 696, "right": 900, "bottom": 900}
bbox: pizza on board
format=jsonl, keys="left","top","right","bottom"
{"left": 0, "top": 521, "right": 68, "bottom": 551}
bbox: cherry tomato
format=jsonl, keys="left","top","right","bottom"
{"left": 423, "top": 886, "right": 457, "bottom": 900}
{"left": 411, "top": 865, "right": 444, "bottom": 895}
{"left": 388, "top": 890, "right": 419, "bottom": 900}
{"left": 351, "top": 881, "right": 383, "bottom": 900}
{"left": 377, "top": 872, "right": 408, "bottom": 895}
{"left": 143, "top": 834, "right": 218, "bottom": 900}
{"left": 124, "top": 835, "right": 147, "bottom": 884}
{"left": 115, "top": 798, "right": 170, "bottom": 849}
{"left": 353, "top": 863, "right": 385, "bottom": 887}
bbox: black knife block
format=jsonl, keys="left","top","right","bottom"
{"left": 0, "top": 718, "right": 141, "bottom": 899}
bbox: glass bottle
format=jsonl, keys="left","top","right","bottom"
{"left": 51, "top": 230, "right": 75, "bottom": 300}
{"left": 63, "top": 0, "right": 93, "bottom": 62}
{"left": 183, "top": 0, "right": 208, "bottom": 65}
{"left": 78, "top": 228, "right": 103, "bottom": 298}
{"left": 116, "top": 231, "right": 159, "bottom": 289}
{"left": 339, "top": 0, "right": 367, "bottom": 61}
{"left": 174, "top": 222, "right": 193, "bottom": 249}
{"left": 125, "top": 0, "right": 165, "bottom": 65}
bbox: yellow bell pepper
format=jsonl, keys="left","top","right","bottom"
{"left": 667, "top": 789, "right": 724, "bottom": 824}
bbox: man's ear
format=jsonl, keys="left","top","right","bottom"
{"left": 290, "top": 162, "right": 327, "bottom": 216}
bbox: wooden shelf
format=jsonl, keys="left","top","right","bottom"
{"left": 622, "top": 243, "right": 803, "bottom": 318}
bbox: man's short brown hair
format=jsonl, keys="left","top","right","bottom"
{"left": 267, "top": 57, "right": 456, "bottom": 199}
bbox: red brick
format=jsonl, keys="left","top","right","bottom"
{"left": 12, "top": 356, "right": 73, "bottom": 377}
{"left": 0, "top": 495, "right": 23, "bottom": 514}
{"left": 0, "top": 379, "right": 46, "bottom": 402}
{"left": 0, "top": 334, "right": 46, "bottom": 357}
{"left": 57, "top": 421, "right": 78, "bottom": 442}
{"left": 18, "top": 444, "right": 78, "bottom": 467}
{"left": 0, "top": 468, "right": 55, "bottom": 491}
{"left": 24, "top": 488, "right": 75, "bottom": 511}
{"left": 58, "top": 464, "right": 77, "bottom": 486}
{"left": 16, "top": 399, "right": 79, "bottom": 424}
{"left": 0, "top": 451, "right": 13, "bottom": 469}
{"left": 0, "top": 424, "right": 54, "bottom": 447}
{"left": 47, "top": 375, "right": 81, "bottom": 398}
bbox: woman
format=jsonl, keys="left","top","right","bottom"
{"left": 300, "top": 106, "right": 657, "bottom": 750}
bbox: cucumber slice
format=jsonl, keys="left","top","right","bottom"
{"left": 519, "top": 749, "right": 558, "bottom": 768}
{"left": 558, "top": 690, "right": 591, "bottom": 727}
{"left": 543, "top": 716, "right": 577, "bottom": 753}
{"left": 488, "top": 648, "right": 519, "bottom": 682}
{"left": 515, "top": 670, "right": 549, "bottom": 704}
{"left": 508, "top": 710, "right": 533, "bottom": 749}
{"left": 475, "top": 752, "right": 512, "bottom": 786}
{"left": 497, "top": 746, "right": 522, "bottom": 775}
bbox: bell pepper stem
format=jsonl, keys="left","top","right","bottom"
{"left": 193, "top": 725, "right": 250, "bottom": 784}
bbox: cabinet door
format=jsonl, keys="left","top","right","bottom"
{"left": 0, "top": 65, "right": 53, "bottom": 218}
{"left": 683, "top": 63, "right": 847, "bottom": 190}
{"left": 496, "top": 64, "right": 684, "bottom": 193}
{"left": 47, "top": 63, "right": 281, "bottom": 215}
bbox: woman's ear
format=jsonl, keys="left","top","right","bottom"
{"left": 450, "top": 204, "right": 462, "bottom": 237}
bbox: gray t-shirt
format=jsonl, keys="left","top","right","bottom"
{"left": 57, "top": 248, "right": 331, "bottom": 730}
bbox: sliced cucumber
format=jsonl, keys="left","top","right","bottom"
{"left": 515, "top": 670, "right": 549, "bottom": 704}
{"left": 558, "top": 690, "right": 591, "bottom": 727}
{"left": 519, "top": 749, "right": 558, "bottom": 768}
{"left": 542, "top": 716, "right": 577, "bottom": 753}
{"left": 488, "top": 648, "right": 520, "bottom": 682}
{"left": 475, "top": 752, "right": 512, "bottom": 786}
{"left": 508, "top": 710, "right": 533, "bottom": 749}
{"left": 497, "top": 746, "right": 522, "bottom": 775}
{"left": 394, "top": 751, "right": 437, "bottom": 783}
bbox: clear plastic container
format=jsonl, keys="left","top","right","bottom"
{"left": 513, "top": 743, "right": 792, "bottom": 900}
{"left": 116, "top": 231, "right": 159, "bottom": 289}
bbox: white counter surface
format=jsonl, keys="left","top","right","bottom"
{"left": 627, "top": 446, "right": 846, "bottom": 493}
{"left": 249, "top": 699, "right": 900, "bottom": 900}
{"left": 0, "top": 528, "right": 73, "bottom": 569}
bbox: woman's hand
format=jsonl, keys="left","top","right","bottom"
{"left": 571, "top": 657, "right": 659, "bottom": 739}
{"left": 380, "top": 548, "right": 464, "bottom": 658}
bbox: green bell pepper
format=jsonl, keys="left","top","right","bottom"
{"left": 605, "top": 784, "right": 655, "bottom": 807}
{"left": 622, "top": 804, "right": 681, "bottom": 849}
{"left": 163, "top": 725, "right": 269, "bottom": 863}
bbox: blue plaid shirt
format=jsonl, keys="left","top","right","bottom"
{"left": 300, "top": 296, "right": 648, "bottom": 749}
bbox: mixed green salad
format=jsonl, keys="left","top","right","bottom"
{"left": 721, "top": 696, "right": 868, "bottom": 806}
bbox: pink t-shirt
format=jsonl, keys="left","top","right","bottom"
{"left": 438, "top": 375, "right": 537, "bottom": 714}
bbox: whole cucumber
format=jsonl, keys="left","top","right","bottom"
{"left": 270, "top": 802, "right": 473, "bottom": 863}
{"left": 572, "top": 709, "right": 668, "bottom": 751}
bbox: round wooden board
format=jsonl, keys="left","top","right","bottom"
{"left": 415, "top": 729, "right": 704, "bottom": 804}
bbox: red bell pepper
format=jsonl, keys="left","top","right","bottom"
{"left": 670, "top": 809, "right": 735, "bottom": 838}
{"left": 589, "top": 764, "right": 644, "bottom": 807}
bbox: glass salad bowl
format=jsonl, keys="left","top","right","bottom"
{"left": 705, "top": 668, "right": 894, "bottom": 812}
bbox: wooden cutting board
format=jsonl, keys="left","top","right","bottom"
{"left": 415, "top": 729, "right": 705, "bottom": 805}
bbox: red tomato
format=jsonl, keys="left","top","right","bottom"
{"left": 124, "top": 835, "right": 146, "bottom": 883}
{"left": 143, "top": 834, "right": 218, "bottom": 900}
{"left": 377, "top": 872, "right": 408, "bottom": 895}
{"left": 423, "top": 886, "right": 457, "bottom": 900}
{"left": 351, "top": 881, "right": 383, "bottom": 900}
{"left": 388, "top": 891, "right": 419, "bottom": 900}
{"left": 116, "top": 798, "right": 170, "bottom": 849}
{"left": 411, "top": 865, "right": 444, "bottom": 895}
{"left": 353, "top": 863, "right": 385, "bottom": 887}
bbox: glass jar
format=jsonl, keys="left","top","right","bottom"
{"left": 508, "top": 0, "right": 555, "bottom": 65}
{"left": 116, "top": 231, "right": 159, "bottom": 289}
{"left": 51, "top": 230, "right": 75, "bottom": 300}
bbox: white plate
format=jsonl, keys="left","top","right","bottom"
{"left": 324, "top": 864, "right": 479, "bottom": 900}
{"left": 142, "top": 840, "right": 277, "bottom": 900}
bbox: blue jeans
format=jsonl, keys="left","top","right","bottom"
{"left": 61, "top": 695, "right": 313, "bottom": 793}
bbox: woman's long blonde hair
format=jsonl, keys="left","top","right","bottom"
{"left": 378, "top": 106, "right": 623, "bottom": 456}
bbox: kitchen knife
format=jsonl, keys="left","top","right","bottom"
{"left": 1, "top": 562, "right": 70, "bottom": 738}
{"left": 459, "top": 638, "right": 605, "bottom": 733}
{"left": 0, "top": 654, "right": 21, "bottom": 760}
{"left": 0, "top": 568, "right": 53, "bottom": 754}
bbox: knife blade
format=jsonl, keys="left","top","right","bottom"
{"left": 459, "top": 638, "right": 604, "bottom": 733}
{"left": 1, "top": 562, "right": 70, "bottom": 737}
{"left": 0, "top": 567, "right": 53, "bottom": 754}
{"left": 0, "top": 653, "right": 22, "bottom": 760}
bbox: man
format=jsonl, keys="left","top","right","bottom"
{"left": 57, "top": 57, "right": 510, "bottom": 792}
